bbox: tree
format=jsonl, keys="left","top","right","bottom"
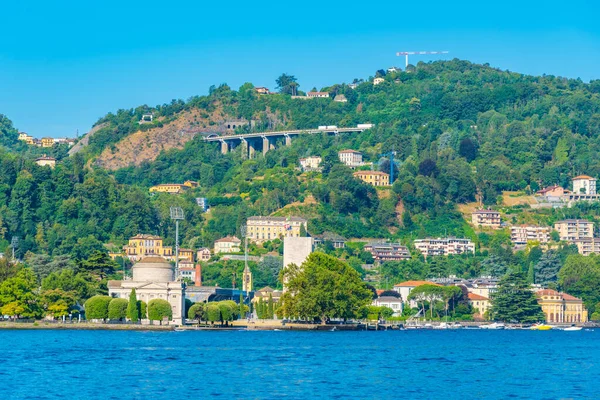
{"left": 78, "top": 251, "right": 116, "bottom": 280}
{"left": 418, "top": 159, "right": 437, "bottom": 177}
{"left": 558, "top": 254, "right": 600, "bottom": 313}
{"left": 108, "top": 298, "right": 128, "bottom": 321}
{"left": 188, "top": 303, "right": 206, "bottom": 324}
{"left": 458, "top": 138, "right": 477, "bottom": 162}
{"left": 206, "top": 303, "right": 221, "bottom": 324}
{"left": 239, "top": 293, "right": 244, "bottom": 318}
{"left": 481, "top": 255, "right": 508, "bottom": 277}
{"left": 0, "top": 268, "right": 41, "bottom": 319}
{"left": 84, "top": 295, "right": 112, "bottom": 321}
{"left": 407, "top": 284, "right": 444, "bottom": 319}
{"left": 279, "top": 252, "right": 372, "bottom": 323}
{"left": 127, "top": 289, "right": 139, "bottom": 322}
{"left": 267, "top": 293, "right": 274, "bottom": 319}
{"left": 491, "top": 271, "right": 544, "bottom": 323}
{"left": 139, "top": 300, "right": 147, "bottom": 319}
{"left": 148, "top": 299, "right": 172, "bottom": 324}
{"left": 218, "top": 301, "right": 235, "bottom": 325}
{"left": 275, "top": 73, "right": 299, "bottom": 95}
{"left": 533, "top": 251, "right": 561, "bottom": 286}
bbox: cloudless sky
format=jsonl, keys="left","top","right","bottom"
{"left": 0, "top": 0, "right": 598, "bottom": 137}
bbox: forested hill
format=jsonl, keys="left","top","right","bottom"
{"left": 2, "top": 59, "right": 600, "bottom": 276}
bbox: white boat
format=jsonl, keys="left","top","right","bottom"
{"left": 563, "top": 326, "right": 582, "bottom": 331}
{"left": 480, "top": 322, "right": 505, "bottom": 330}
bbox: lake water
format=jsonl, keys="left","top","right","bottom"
{"left": 0, "top": 329, "right": 597, "bottom": 399}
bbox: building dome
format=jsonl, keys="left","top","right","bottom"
{"left": 132, "top": 257, "right": 174, "bottom": 282}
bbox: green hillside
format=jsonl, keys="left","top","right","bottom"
{"left": 3, "top": 59, "right": 600, "bottom": 315}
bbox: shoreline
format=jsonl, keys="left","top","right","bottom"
{"left": 0, "top": 321, "right": 595, "bottom": 332}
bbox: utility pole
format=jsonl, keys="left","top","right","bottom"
{"left": 170, "top": 207, "right": 185, "bottom": 275}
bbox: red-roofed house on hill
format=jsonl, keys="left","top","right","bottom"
{"left": 393, "top": 280, "right": 441, "bottom": 308}
{"left": 536, "top": 289, "right": 588, "bottom": 323}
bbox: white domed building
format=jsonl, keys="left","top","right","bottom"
{"left": 108, "top": 256, "right": 185, "bottom": 325}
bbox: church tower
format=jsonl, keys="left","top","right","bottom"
{"left": 242, "top": 265, "right": 253, "bottom": 292}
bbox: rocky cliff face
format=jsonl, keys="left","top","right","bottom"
{"left": 92, "top": 108, "right": 223, "bottom": 170}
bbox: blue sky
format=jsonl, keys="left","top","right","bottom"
{"left": 0, "top": 0, "right": 598, "bottom": 137}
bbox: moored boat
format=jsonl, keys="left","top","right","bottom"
{"left": 530, "top": 324, "right": 552, "bottom": 331}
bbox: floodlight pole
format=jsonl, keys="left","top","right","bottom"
{"left": 175, "top": 219, "right": 180, "bottom": 271}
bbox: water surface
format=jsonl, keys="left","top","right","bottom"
{"left": 0, "top": 329, "right": 596, "bottom": 399}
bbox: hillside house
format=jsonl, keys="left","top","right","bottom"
{"left": 373, "top": 77, "right": 385, "bottom": 85}
{"left": 41, "top": 137, "right": 54, "bottom": 148}
{"left": 122, "top": 234, "right": 173, "bottom": 261}
{"left": 196, "top": 247, "right": 211, "bottom": 261}
{"left": 255, "top": 87, "right": 270, "bottom": 95}
{"left": 471, "top": 210, "right": 501, "bottom": 228}
{"left": 306, "top": 92, "right": 329, "bottom": 98}
{"left": 214, "top": 236, "right": 242, "bottom": 254}
{"left": 149, "top": 184, "right": 188, "bottom": 194}
{"left": 35, "top": 155, "right": 56, "bottom": 169}
{"left": 364, "top": 242, "right": 410, "bottom": 262}
{"left": 338, "top": 149, "right": 363, "bottom": 167}
{"left": 572, "top": 175, "right": 597, "bottom": 195}
{"left": 299, "top": 156, "right": 322, "bottom": 172}
{"left": 333, "top": 94, "right": 348, "bottom": 103}
{"left": 353, "top": 170, "right": 390, "bottom": 187}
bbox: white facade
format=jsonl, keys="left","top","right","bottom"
{"left": 510, "top": 225, "right": 551, "bottom": 245}
{"left": 393, "top": 281, "right": 441, "bottom": 308}
{"left": 107, "top": 257, "right": 185, "bottom": 325}
{"left": 214, "top": 236, "right": 241, "bottom": 253}
{"left": 246, "top": 216, "right": 307, "bottom": 243}
{"left": 373, "top": 296, "right": 403, "bottom": 316}
{"left": 299, "top": 156, "right": 322, "bottom": 171}
{"left": 572, "top": 175, "right": 597, "bottom": 195}
{"left": 283, "top": 236, "right": 314, "bottom": 268}
{"left": 338, "top": 150, "right": 363, "bottom": 167}
{"left": 413, "top": 238, "right": 475, "bottom": 257}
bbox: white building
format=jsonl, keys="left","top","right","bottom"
{"left": 372, "top": 296, "right": 403, "bottom": 316}
{"left": 373, "top": 77, "right": 385, "bottom": 85}
{"left": 214, "top": 236, "right": 241, "bottom": 254}
{"left": 572, "top": 175, "right": 597, "bottom": 195}
{"left": 573, "top": 238, "right": 600, "bottom": 256}
{"left": 413, "top": 238, "right": 475, "bottom": 257}
{"left": 299, "top": 156, "right": 322, "bottom": 172}
{"left": 338, "top": 150, "right": 363, "bottom": 167}
{"left": 107, "top": 257, "right": 185, "bottom": 325}
{"left": 471, "top": 210, "right": 501, "bottom": 228}
{"left": 510, "top": 225, "right": 551, "bottom": 245}
{"left": 306, "top": 91, "right": 329, "bottom": 98}
{"left": 283, "top": 236, "right": 314, "bottom": 269}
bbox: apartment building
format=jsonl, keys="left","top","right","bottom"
{"left": 364, "top": 242, "right": 411, "bottom": 262}
{"left": 510, "top": 225, "right": 551, "bottom": 245}
{"left": 471, "top": 210, "right": 501, "bottom": 228}
{"left": 413, "top": 238, "right": 475, "bottom": 257}
{"left": 554, "top": 220, "right": 594, "bottom": 241}
{"left": 572, "top": 175, "right": 597, "bottom": 195}
{"left": 246, "top": 216, "right": 308, "bottom": 243}
{"left": 353, "top": 170, "right": 390, "bottom": 187}
{"left": 572, "top": 238, "right": 600, "bottom": 256}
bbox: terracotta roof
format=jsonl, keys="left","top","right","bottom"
{"left": 394, "top": 280, "right": 440, "bottom": 287}
{"left": 536, "top": 185, "right": 563, "bottom": 194}
{"left": 138, "top": 256, "right": 169, "bottom": 263}
{"left": 573, "top": 175, "right": 594, "bottom": 180}
{"left": 215, "top": 236, "right": 241, "bottom": 243}
{"left": 468, "top": 293, "right": 489, "bottom": 301}
{"left": 561, "top": 293, "right": 582, "bottom": 301}
{"left": 537, "top": 289, "right": 583, "bottom": 302}
{"left": 339, "top": 149, "right": 361, "bottom": 154}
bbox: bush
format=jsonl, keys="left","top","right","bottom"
{"left": 148, "top": 299, "right": 172, "bottom": 324}
{"left": 84, "top": 295, "right": 112, "bottom": 321}
{"left": 206, "top": 304, "right": 221, "bottom": 324}
{"left": 218, "top": 302, "right": 234, "bottom": 323}
{"left": 108, "top": 298, "right": 128, "bottom": 321}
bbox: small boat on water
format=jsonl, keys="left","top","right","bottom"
{"left": 563, "top": 326, "right": 582, "bottom": 331}
{"left": 530, "top": 324, "right": 552, "bottom": 331}
{"left": 480, "top": 322, "right": 505, "bottom": 330}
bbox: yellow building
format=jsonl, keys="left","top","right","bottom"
{"left": 214, "top": 236, "right": 242, "bottom": 254}
{"left": 178, "top": 248, "right": 194, "bottom": 262}
{"left": 183, "top": 180, "right": 199, "bottom": 188}
{"left": 149, "top": 184, "right": 188, "bottom": 194}
{"left": 536, "top": 289, "right": 588, "bottom": 324}
{"left": 123, "top": 234, "right": 173, "bottom": 261}
{"left": 468, "top": 293, "right": 491, "bottom": 319}
{"left": 246, "top": 216, "right": 308, "bottom": 244}
{"left": 41, "top": 137, "right": 54, "bottom": 148}
{"left": 353, "top": 170, "right": 390, "bottom": 187}
{"left": 252, "top": 286, "right": 282, "bottom": 305}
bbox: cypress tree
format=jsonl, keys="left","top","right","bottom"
{"left": 267, "top": 293, "right": 274, "bottom": 319}
{"left": 127, "top": 288, "right": 139, "bottom": 322}
{"left": 239, "top": 293, "right": 244, "bottom": 319}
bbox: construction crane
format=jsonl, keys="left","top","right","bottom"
{"left": 396, "top": 51, "right": 449, "bottom": 68}
{"left": 379, "top": 151, "right": 397, "bottom": 183}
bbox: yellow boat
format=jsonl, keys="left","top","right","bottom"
{"left": 531, "top": 324, "right": 552, "bottom": 331}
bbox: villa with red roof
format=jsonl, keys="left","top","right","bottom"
{"left": 536, "top": 289, "right": 588, "bottom": 323}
